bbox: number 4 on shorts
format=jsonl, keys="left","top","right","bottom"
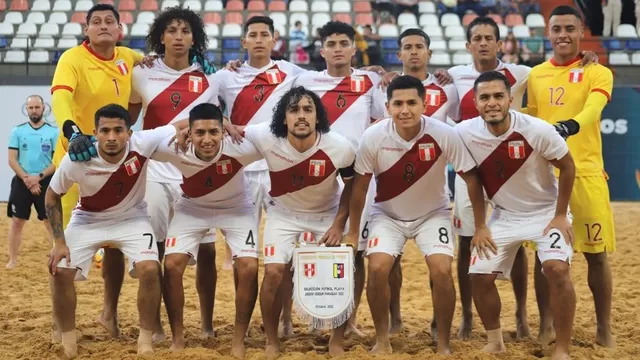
{"left": 245, "top": 230, "right": 255, "bottom": 247}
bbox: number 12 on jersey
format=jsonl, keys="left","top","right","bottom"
{"left": 548, "top": 87, "right": 564, "bottom": 106}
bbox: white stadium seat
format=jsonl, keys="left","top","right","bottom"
{"left": 62, "top": 23, "right": 82, "bottom": 36}
{"left": 526, "top": 14, "right": 545, "bottom": 28}
{"left": 331, "top": 0, "right": 351, "bottom": 12}
{"left": 58, "top": 37, "right": 79, "bottom": 49}
{"left": 397, "top": 13, "right": 418, "bottom": 27}
{"left": 419, "top": 14, "right": 439, "bottom": 27}
{"left": 311, "top": 13, "right": 331, "bottom": 26}
{"left": 39, "top": 23, "right": 60, "bottom": 36}
{"left": 137, "top": 12, "right": 156, "bottom": 25}
{"left": 205, "top": 24, "right": 219, "bottom": 37}
{"left": 75, "top": 0, "right": 94, "bottom": 11}
{"left": 429, "top": 39, "right": 447, "bottom": 51}
{"left": 207, "top": 38, "right": 218, "bottom": 49}
{"left": 418, "top": 1, "right": 435, "bottom": 14}
{"left": 452, "top": 51, "right": 472, "bottom": 65}
{"left": 222, "top": 24, "right": 243, "bottom": 37}
{"left": 121, "top": 23, "right": 129, "bottom": 36}
{"left": 4, "top": 50, "right": 27, "bottom": 63}
{"left": 0, "top": 23, "right": 14, "bottom": 36}
{"left": 183, "top": 0, "right": 202, "bottom": 11}
{"left": 440, "top": 13, "right": 460, "bottom": 27}
{"left": 4, "top": 12, "right": 25, "bottom": 25}
{"left": 26, "top": 12, "right": 46, "bottom": 25}
{"left": 448, "top": 39, "right": 466, "bottom": 51}
{"left": 161, "top": 0, "right": 181, "bottom": 10}
{"left": 17, "top": 23, "right": 38, "bottom": 36}
{"left": 378, "top": 24, "right": 399, "bottom": 37}
{"left": 204, "top": 0, "right": 223, "bottom": 11}
{"left": 11, "top": 37, "right": 32, "bottom": 49}
{"left": 498, "top": 24, "right": 509, "bottom": 39}
{"left": 400, "top": 24, "right": 420, "bottom": 33}
{"left": 423, "top": 25, "right": 443, "bottom": 39}
{"left": 512, "top": 25, "right": 530, "bottom": 38}
{"left": 310, "top": 1, "right": 329, "bottom": 12}
{"left": 631, "top": 51, "right": 640, "bottom": 65}
{"left": 289, "top": 1, "right": 308, "bottom": 12}
{"left": 34, "top": 37, "right": 56, "bottom": 48}
{"left": 608, "top": 52, "right": 631, "bottom": 65}
{"left": 430, "top": 52, "right": 451, "bottom": 66}
{"left": 270, "top": 13, "right": 287, "bottom": 27}
{"left": 49, "top": 12, "right": 68, "bottom": 24}
{"left": 130, "top": 23, "right": 150, "bottom": 36}
{"left": 29, "top": 50, "right": 51, "bottom": 63}
{"left": 52, "top": 0, "right": 72, "bottom": 11}
{"left": 274, "top": 24, "right": 286, "bottom": 36}
{"left": 444, "top": 25, "right": 465, "bottom": 39}
{"left": 31, "top": 0, "right": 51, "bottom": 11}
{"left": 615, "top": 24, "right": 637, "bottom": 38}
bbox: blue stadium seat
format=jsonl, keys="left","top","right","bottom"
{"left": 603, "top": 39, "right": 623, "bottom": 51}
{"left": 0, "top": 37, "right": 7, "bottom": 48}
{"left": 204, "top": 50, "right": 216, "bottom": 63}
{"left": 222, "top": 51, "right": 240, "bottom": 64}
{"left": 222, "top": 38, "right": 241, "bottom": 49}
{"left": 52, "top": 51, "right": 64, "bottom": 64}
{"left": 381, "top": 39, "right": 399, "bottom": 50}
{"left": 625, "top": 40, "right": 640, "bottom": 51}
{"left": 384, "top": 53, "right": 401, "bottom": 65}
{"left": 129, "top": 38, "right": 146, "bottom": 50}
{"left": 544, "top": 39, "right": 552, "bottom": 51}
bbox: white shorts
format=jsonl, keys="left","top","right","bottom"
{"left": 356, "top": 177, "right": 377, "bottom": 252}
{"left": 469, "top": 208, "right": 573, "bottom": 280}
{"left": 453, "top": 174, "right": 490, "bottom": 237}
{"left": 366, "top": 209, "right": 455, "bottom": 258}
{"left": 145, "top": 181, "right": 182, "bottom": 242}
{"left": 57, "top": 216, "right": 159, "bottom": 281}
{"left": 245, "top": 170, "right": 272, "bottom": 223}
{"left": 263, "top": 210, "right": 335, "bottom": 264}
{"left": 165, "top": 204, "right": 258, "bottom": 265}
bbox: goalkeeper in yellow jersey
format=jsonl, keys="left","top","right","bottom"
{"left": 526, "top": 5, "right": 615, "bottom": 348}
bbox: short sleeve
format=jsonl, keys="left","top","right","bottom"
{"left": 590, "top": 66, "right": 613, "bottom": 102}
{"left": 444, "top": 126, "right": 477, "bottom": 174}
{"left": 207, "top": 72, "right": 221, "bottom": 106}
{"left": 51, "top": 51, "right": 78, "bottom": 94}
{"left": 49, "top": 155, "right": 77, "bottom": 194}
{"left": 444, "top": 84, "right": 460, "bottom": 121}
{"left": 234, "top": 136, "right": 264, "bottom": 165}
{"left": 8, "top": 127, "right": 19, "bottom": 150}
{"left": 242, "top": 122, "right": 271, "bottom": 153}
{"left": 354, "top": 129, "right": 378, "bottom": 176}
{"left": 531, "top": 122, "right": 569, "bottom": 161}
{"left": 371, "top": 85, "right": 388, "bottom": 121}
{"left": 130, "top": 125, "right": 177, "bottom": 157}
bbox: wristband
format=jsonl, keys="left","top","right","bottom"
{"left": 62, "top": 120, "right": 81, "bottom": 141}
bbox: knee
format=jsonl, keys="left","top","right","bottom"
{"left": 429, "top": 260, "right": 453, "bottom": 283}
{"left": 367, "top": 256, "right": 393, "bottom": 280}
{"left": 10, "top": 217, "right": 26, "bottom": 229}
{"left": 584, "top": 252, "right": 607, "bottom": 268}
{"left": 236, "top": 259, "right": 259, "bottom": 280}
{"left": 471, "top": 274, "right": 496, "bottom": 289}
{"left": 136, "top": 261, "right": 159, "bottom": 281}
{"left": 163, "top": 255, "right": 187, "bottom": 275}
{"left": 263, "top": 264, "right": 285, "bottom": 284}
{"left": 542, "top": 260, "right": 571, "bottom": 285}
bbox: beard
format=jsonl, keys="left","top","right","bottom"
{"left": 30, "top": 114, "right": 43, "bottom": 123}
{"left": 289, "top": 129, "right": 313, "bottom": 139}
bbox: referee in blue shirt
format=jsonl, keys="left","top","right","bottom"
{"left": 6, "top": 95, "right": 58, "bottom": 269}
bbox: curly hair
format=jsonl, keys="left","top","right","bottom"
{"left": 146, "top": 6, "right": 207, "bottom": 57}
{"left": 270, "top": 86, "right": 330, "bottom": 138}
{"left": 318, "top": 21, "right": 355, "bottom": 44}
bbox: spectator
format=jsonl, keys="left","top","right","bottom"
{"left": 393, "top": 0, "right": 420, "bottom": 19}
{"left": 362, "top": 25, "right": 383, "bottom": 66}
{"left": 436, "top": 0, "right": 458, "bottom": 15}
{"left": 271, "top": 30, "right": 287, "bottom": 60}
{"left": 479, "top": 0, "right": 498, "bottom": 15}
{"left": 6, "top": 95, "right": 57, "bottom": 269}
{"left": 372, "top": 0, "right": 395, "bottom": 22}
{"left": 304, "top": 29, "right": 326, "bottom": 70}
{"left": 500, "top": 33, "right": 523, "bottom": 64}
{"left": 354, "top": 28, "right": 369, "bottom": 67}
{"left": 457, "top": 0, "right": 483, "bottom": 17}
{"left": 376, "top": 9, "right": 397, "bottom": 26}
{"left": 517, "top": 0, "right": 541, "bottom": 17}
{"left": 602, "top": 0, "right": 622, "bottom": 36}
{"left": 289, "top": 21, "right": 307, "bottom": 48}
{"left": 521, "top": 28, "right": 544, "bottom": 66}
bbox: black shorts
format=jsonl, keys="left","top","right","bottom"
{"left": 7, "top": 175, "right": 51, "bottom": 221}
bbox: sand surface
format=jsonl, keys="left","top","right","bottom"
{"left": 1, "top": 202, "right": 639, "bottom": 359}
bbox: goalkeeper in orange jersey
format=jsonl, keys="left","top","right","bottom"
{"left": 526, "top": 5, "right": 615, "bottom": 348}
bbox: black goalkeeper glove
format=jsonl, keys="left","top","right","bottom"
{"left": 63, "top": 120, "right": 97, "bottom": 162}
{"left": 554, "top": 119, "right": 580, "bottom": 140}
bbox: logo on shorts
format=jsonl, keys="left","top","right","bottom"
{"left": 419, "top": 143, "right": 436, "bottom": 161}
{"left": 333, "top": 263, "right": 344, "bottom": 278}
{"left": 304, "top": 263, "right": 316, "bottom": 278}
{"left": 368, "top": 237, "right": 379, "bottom": 248}
{"left": 508, "top": 141, "right": 526, "bottom": 159}
{"left": 165, "top": 237, "right": 176, "bottom": 248}
{"left": 264, "top": 245, "right": 275, "bottom": 257}
{"left": 453, "top": 216, "right": 462, "bottom": 229}
{"left": 216, "top": 159, "right": 232, "bottom": 175}
{"left": 302, "top": 232, "right": 316, "bottom": 243}
{"left": 308, "top": 160, "right": 326, "bottom": 177}
{"left": 124, "top": 156, "right": 141, "bottom": 176}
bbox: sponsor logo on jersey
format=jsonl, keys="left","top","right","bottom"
{"left": 508, "top": 141, "right": 526, "bottom": 159}
{"left": 189, "top": 75, "right": 203, "bottom": 93}
{"left": 569, "top": 68, "right": 584, "bottom": 83}
{"left": 124, "top": 156, "right": 141, "bottom": 175}
{"left": 304, "top": 263, "right": 316, "bottom": 278}
{"left": 350, "top": 75, "right": 365, "bottom": 92}
{"left": 309, "top": 159, "right": 326, "bottom": 177}
{"left": 216, "top": 159, "right": 232, "bottom": 174}
{"left": 116, "top": 59, "right": 128, "bottom": 75}
{"left": 426, "top": 89, "right": 442, "bottom": 106}
{"left": 266, "top": 69, "right": 283, "bottom": 84}
{"left": 419, "top": 143, "right": 436, "bottom": 161}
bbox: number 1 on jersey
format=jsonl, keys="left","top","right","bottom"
{"left": 112, "top": 78, "right": 120, "bottom": 97}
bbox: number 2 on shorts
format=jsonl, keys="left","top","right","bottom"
{"left": 549, "top": 232, "right": 561, "bottom": 249}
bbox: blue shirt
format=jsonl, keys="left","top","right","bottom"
{"left": 8, "top": 122, "right": 58, "bottom": 175}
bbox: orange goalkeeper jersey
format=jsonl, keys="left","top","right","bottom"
{"left": 526, "top": 56, "right": 613, "bottom": 177}
{"left": 51, "top": 41, "right": 142, "bottom": 165}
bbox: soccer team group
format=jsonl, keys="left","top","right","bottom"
{"left": 43, "top": 3, "right": 616, "bottom": 360}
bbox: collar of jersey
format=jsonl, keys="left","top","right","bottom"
{"left": 322, "top": 67, "right": 356, "bottom": 79}
{"left": 471, "top": 58, "right": 504, "bottom": 74}
{"left": 399, "top": 72, "right": 432, "bottom": 84}
{"left": 549, "top": 55, "right": 582, "bottom": 67}
{"left": 156, "top": 57, "right": 201, "bottom": 74}
{"left": 283, "top": 131, "right": 321, "bottom": 155}
{"left": 243, "top": 60, "right": 275, "bottom": 71}
{"left": 82, "top": 40, "right": 116, "bottom": 61}
{"left": 390, "top": 116, "right": 427, "bottom": 148}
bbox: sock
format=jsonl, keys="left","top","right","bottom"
{"left": 138, "top": 329, "right": 153, "bottom": 354}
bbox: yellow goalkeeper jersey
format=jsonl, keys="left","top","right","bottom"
{"left": 526, "top": 56, "right": 613, "bottom": 177}
{"left": 51, "top": 40, "right": 142, "bottom": 165}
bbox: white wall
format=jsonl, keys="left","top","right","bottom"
{"left": 0, "top": 86, "right": 142, "bottom": 201}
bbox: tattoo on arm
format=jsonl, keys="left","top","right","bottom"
{"left": 46, "top": 196, "right": 65, "bottom": 239}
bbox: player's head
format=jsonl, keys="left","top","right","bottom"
{"left": 242, "top": 16, "right": 276, "bottom": 58}
{"left": 25, "top": 95, "right": 45, "bottom": 123}
{"left": 473, "top": 71, "right": 512, "bottom": 125}
{"left": 548, "top": 6, "right": 584, "bottom": 58}
{"left": 386, "top": 75, "right": 426, "bottom": 129}
{"left": 271, "top": 86, "right": 329, "bottom": 139}
{"left": 397, "top": 29, "right": 431, "bottom": 72}
{"left": 188, "top": 103, "right": 224, "bottom": 161}
{"left": 466, "top": 17, "right": 502, "bottom": 63}
{"left": 147, "top": 6, "right": 207, "bottom": 59}
{"left": 85, "top": 4, "right": 122, "bottom": 47}
{"left": 94, "top": 104, "right": 133, "bottom": 157}
{"left": 319, "top": 21, "right": 356, "bottom": 67}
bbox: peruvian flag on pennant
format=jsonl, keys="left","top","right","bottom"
{"left": 419, "top": 143, "right": 436, "bottom": 161}
{"left": 303, "top": 263, "right": 316, "bottom": 278}
{"left": 116, "top": 59, "right": 128, "bottom": 75}
{"left": 350, "top": 75, "right": 365, "bottom": 92}
{"left": 308, "top": 159, "right": 326, "bottom": 177}
{"left": 425, "top": 89, "right": 441, "bottom": 106}
{"left": 124, "top": 156, "right": 141, "bottom": 176}
{"left": 188, "top": 75, "right": 203, "bottom": 93}
{"left": 266, "top": 69, "right": 282, "bottom": 84}
{"left": 264, "top": 245, "right": 275, "bottom": 257}
{"left": 216, "top": 159, "right": 232, "bottom": 174}
{"left": 508, "top": 141, "right": 526, "bottom": 159}
{"left": 569, "top": 68, "right": 584, "bottom": 83}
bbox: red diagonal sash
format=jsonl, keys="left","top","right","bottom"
{"left": 230, "top": 64, "right": 287, "bottom": 126}
{"left": 143, "top": 72, "right": 210, "bottom": 130}
{"left": 458, "top": 68, "right": 517, "bottom": 122}
{"left": 320, "top": 75, "right": 373, "bottom": 125}
{"left": 180, "top": 154, "right": 244, "bottom": 198}
{"left": 424, "top": 83, "right": 448, "bottom": 117}
{"left": 477, "top": 131, "right": 533, "bottom": 199}
{"left": 80, "top": 151, "right": 147, "bottom": 212}
{"left": 375, "top": 134, "right": 442, "bottom": 203}
{"left": 269, "top": 149, "right": 337, "bottom": 197}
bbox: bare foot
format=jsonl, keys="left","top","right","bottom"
{"left": 430, "top": 319, "right": 438, "bottom": 342}
{"left": 264, "top": 344, "right": 280, "bottom": 359}
{"left": 516, "top": 318, "right": 532, "bottom": 340}
{"left": 96, "top": 313, "right": 120, "bottom": 338}
{"left": 63, "top": 343, "right": 78, "bottom": 359}
{"left": 200, "top": 329, "right": 216, "bottom": 339}
{"left": 389, "top": 318, "right": 403, "bottom": 334}
{"left": 481, "top": 342, "right": 506, "bottom": 353}
{"left": 595, "top": 327, "right": 616, "bottom": 348}
{"left": 457, "top": 315, "right": 473, "bottom": 340}
{"left": 137, "top": 343, "right": 153, "bottom": 355}
{"left": 230, "top": 342, "right": 246, "bottom": 359}
{"left": 344, "top": 323, "right": 365, "bottom": 337}
{"left": 435, "top": 343, "right": 452, "bottom": 355}
{"left": 328, "top": 334, "right": 345, "bottom": 357}
{"left": 5, "top": 261, "right": 16, "bottom": 269}
{"left": 169, "top": 338, "right": 185, "bottom": 351}
{"left": 152, "top": 330, "right": 166, "bottom": 343}
{"left": 537, "top": 327, "right": 556, "bottom": 346}
{"left": 550, "top": 348, "right": 571, "bottom": 360}
{"left": 278, "top": 319, "right": 293, "bottom": 337}
{"left": 370, "top": 341, "right": 393, "bottom": 354}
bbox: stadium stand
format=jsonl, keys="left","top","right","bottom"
{"left": 0, "top": 0, "right": 634, "bottom": 68}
